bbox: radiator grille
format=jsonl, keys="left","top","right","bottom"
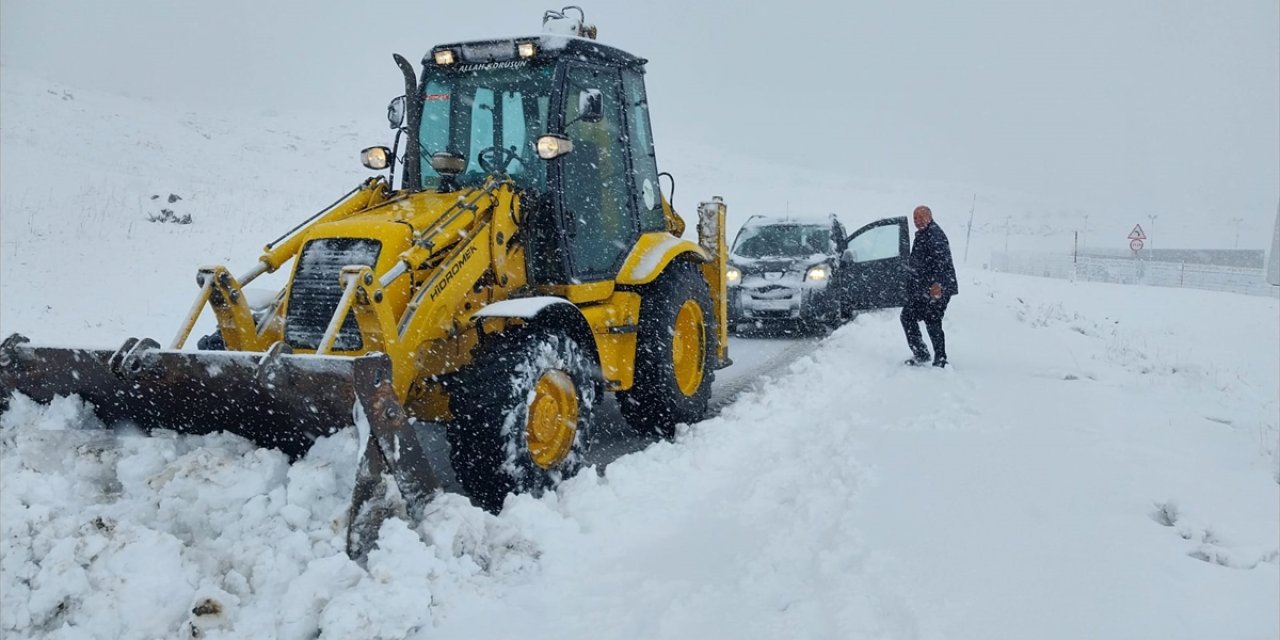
{"left": 285, "top": 238, "right": 382, "bottom": 351}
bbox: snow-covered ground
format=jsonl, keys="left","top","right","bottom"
{"left": 2, "top": 71, "right": 1277, "bottom": 639}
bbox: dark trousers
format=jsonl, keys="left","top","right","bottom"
{"left": 901, "top": 295, "right": 951, "bottom": 361}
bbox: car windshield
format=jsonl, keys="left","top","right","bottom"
{"left": 418, "top": 62, "right": 554, "bottom": 191}
{"left": 732, "top": 224, "right": 832, "bottom": 259}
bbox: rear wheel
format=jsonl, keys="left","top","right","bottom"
{"left": 617, "top": 261, "right": 715, "bottom": 438}
{"left": 447, "top": 327, "right": 597, "bottom": 512}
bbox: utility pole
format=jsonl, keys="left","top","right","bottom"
{"left": 1071, "top": 231, "right": 1079, "bottom": 283}
{"left": 1231, "top": 217, "right": 1244, "bottom": 249}
{"left": 963, "top": 193, "right": 976, "bottom": 264}
{"left": 1004, "top": 215, "right": 1011, "bottom": 253}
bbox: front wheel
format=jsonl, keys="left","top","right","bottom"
{"left": 617, "top": 261, "right": 715, "bottom": 438}
{"left": 447, "top": 327, "right": 598, "bottom": 512}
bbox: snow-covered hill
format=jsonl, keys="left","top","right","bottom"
{"left": 1, "top": 71, "right": 1277, "bottom": 639}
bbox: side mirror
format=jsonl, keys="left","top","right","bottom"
{"left": 577, "top": 89, "right": 603, "bottom": 124}
{"left": 832, "top": 221, "right": 848, "bottom": 254}
{"left": 387, "top": 95, "right": 406, "bottom": 129}
{"left": 429, "top": 152, "right": 466, "bottom": 176}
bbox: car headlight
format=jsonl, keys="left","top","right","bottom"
{"left": 805, "top": 265, "right": 829, "bottom": 282}
{"left": 726, "top": 266, "right": 741, "bottom": 284}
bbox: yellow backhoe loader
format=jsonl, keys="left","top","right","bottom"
{"left": 0, "top": 7, "right": 729, "bottom": 559}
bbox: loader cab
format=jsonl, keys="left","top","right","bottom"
{"left": 415, "top": 36, "right": 665, "bottom": 285}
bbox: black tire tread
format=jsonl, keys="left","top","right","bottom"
{"left": 446, "top": 327, "right": 596, "bottom": 511}
{"left": 616, "top": 261, "right": 716, "bottom": 438}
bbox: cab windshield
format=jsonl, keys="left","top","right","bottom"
{"left": 418, "top": 62, "right": 554, "bottom": 191}
{"left": 733, "top": 224, "right": 832, "bottom": 259}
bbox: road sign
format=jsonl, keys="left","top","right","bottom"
{"left": 1128, "top": 224, "right": 1147, "bottom": 240}
{"left": 1130, "top": 238, "right": 1145, "bottom": 252}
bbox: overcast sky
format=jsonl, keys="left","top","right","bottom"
{"left": 3, "top": 0, "right": 1277, "bottom": 239}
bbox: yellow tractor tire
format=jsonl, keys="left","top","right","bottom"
{"left": 617, "top": 261, "right": 715, "bottom": 438}
{"left": 446, "top": 326, "right": 598, "bottom": 512}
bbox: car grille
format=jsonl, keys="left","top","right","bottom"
{"left": 285, "top": 238, "right": 382, "bottom": 351}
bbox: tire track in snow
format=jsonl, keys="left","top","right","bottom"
{"left": 707, "top": 334, "right": 826, "bottom": 414}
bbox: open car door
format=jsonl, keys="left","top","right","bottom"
{"left": 838, "top": 216, "right": 911, "bottom": 311}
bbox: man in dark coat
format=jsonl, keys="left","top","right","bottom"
{"left": 902, "top": 205, "right": 958, "bottom": 367}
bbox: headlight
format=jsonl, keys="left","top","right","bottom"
{"left": 429, "top": 152, "right": 466, "bottom": 175}
{"left": 433, "top": 49, "right": 456, "bottom": 65}
{"left": 726, "top": 266, "right": 741, "bottom": 284}
{"left": 536, "top": 134, "right": 574, "bottom": 160}
{"left": 805, "top": 265, "right": 829, "bottom": 282}
{"left": 360, "top": 146, "right": 392, "bottom": 170}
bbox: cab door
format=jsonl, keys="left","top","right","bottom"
{"left": 838, "top": 216, "right": 911, "bottom": 310}
{"left": 554, "top": 63, "right": 637, "bottom": 282}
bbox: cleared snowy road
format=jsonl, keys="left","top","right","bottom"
{"left": 588, "top": 332, "right": 826, "bottom": 465}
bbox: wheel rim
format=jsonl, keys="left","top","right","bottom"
{"left": 526, "top": 369, "right": 580, "bottom": 470}
{"left": 671, "top": 299, "right": 706, "bottom": 397}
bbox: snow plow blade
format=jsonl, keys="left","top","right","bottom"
{"left": 0, "top": 334, "right": 360, "bottom": 455}
{"left": 0, "top": 333, "right": 440, "bottom": 561}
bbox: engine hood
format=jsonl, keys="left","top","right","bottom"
{"left": 730, "top": 253, "right": 831, "bottom": 275}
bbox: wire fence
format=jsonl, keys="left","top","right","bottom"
{"left": 989, "top": 251, "right": 1280, "bottom": 299}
